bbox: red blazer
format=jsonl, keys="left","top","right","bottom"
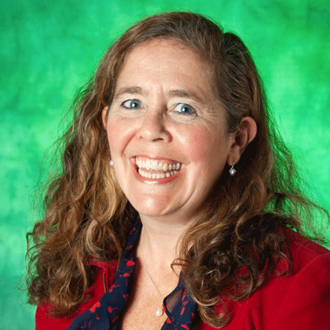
{"left": 35, "top": 230, "right": 330, "bottom": 330}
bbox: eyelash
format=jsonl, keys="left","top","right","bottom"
{"left": 120, "top": 99, "right": 196, "bottom": 116}
{"left": 121, "top": 99, "right": 142, "bottom": 109}
{"left": 174, "top": 103, "right": 196, "bottom": 115}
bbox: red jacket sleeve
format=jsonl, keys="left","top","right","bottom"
{"left": 35, "top": 261, "right": 116, "bottom": 330}
{"left": 35, "top": 303, "right": 78, "bottom": 330}
{"left": 201, "top": 234, "right": 330, "bottom": 330}
{"left": 272, "top": 253, "right": 330, "bottom": 330}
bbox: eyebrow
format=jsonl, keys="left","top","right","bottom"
{"left": 168, "top": 89, "right": 205, "bottom": 103}
{"left": 114, "top": 86, "right": 206, "bottom": 103}
{"left": 113, "top": 86, "right": 144, "bottom": 99}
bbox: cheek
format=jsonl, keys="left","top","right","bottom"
{"left": 106, "top": 118, "right": 132, "bottom": 154}
{"left": 106, "top": 121, "right": 118, "bottom": 147}
{"left": 179, "top": 126, "right": 228, "bottom": 165}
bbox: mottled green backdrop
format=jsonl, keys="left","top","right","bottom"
{"left": 1, "top": 0, "right": 329, "bottom": 329}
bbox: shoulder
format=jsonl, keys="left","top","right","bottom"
{"left": 266, "top": 232, "right": 330, "bottom": 330}
{"left": 35, "top": 259, "right": 118, "bottom": 330}
{"left": 286, "top": 229, "right": 330, "bottom": 266}
{"left": 202, "top": 230, "right": 330, "bottom": 330}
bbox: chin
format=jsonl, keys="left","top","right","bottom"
{"left": 130, "top": 196, "right": 175, "bottom": 217}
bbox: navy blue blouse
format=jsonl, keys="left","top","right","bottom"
{"left": 67, "top": 220, "right": 197, "bottom": 329}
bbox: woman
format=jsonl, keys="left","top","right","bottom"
{"left": 27, "top": 12, "right": 330, "bottom": 330}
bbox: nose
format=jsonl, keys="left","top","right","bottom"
{"left": 138, "top": 110, "right": 171, "bottom": 142}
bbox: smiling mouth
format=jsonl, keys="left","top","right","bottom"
{"left": 136, "top": 157, "right": 182, "bottom": 179}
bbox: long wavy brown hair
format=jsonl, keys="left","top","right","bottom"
{"left": 26, "top": 12, "right": 328, "bottom": 328}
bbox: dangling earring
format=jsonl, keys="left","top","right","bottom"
{"left": 109, "top": 160, "right": 114, "bottom": 167}
{"left": 229, "top": 163, "right": 236, "bottom": 176}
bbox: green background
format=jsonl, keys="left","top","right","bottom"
{"left": 1, "top": 0, "right": 329, "bottom": 328}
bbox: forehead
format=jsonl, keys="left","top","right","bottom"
{"left": 116, "top": 39, "right": 215, "bottom": 95}
{"left": 125, "top": 38, "right": 204, "bottom": 64}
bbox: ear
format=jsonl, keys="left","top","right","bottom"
{"left": 227, "top": 116, "right": 257, "bottom": 165}
{"left": 102, "top": 106, "right": 109, "bottom": 128}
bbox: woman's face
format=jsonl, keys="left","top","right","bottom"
{"left": 103, "top": 39, "right": 237, "bottom": 223}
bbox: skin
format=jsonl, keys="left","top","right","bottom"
{"left": 102, "top": 39, "right": 257, "bottom": 329}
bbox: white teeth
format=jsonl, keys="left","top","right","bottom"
{"left": 138, "top": 168, "right": 179, "bottom": 179}
{"left": 151, "top": 161, "right": 157, "bottom": 170}
{"left": 136, "top": 158, "right": 182, "bottom": 174}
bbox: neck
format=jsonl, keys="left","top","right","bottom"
{"left": 137, "top": 214, "right": 191, "bottom": 268}
{"left": 135, "top": 216, "right": 188, "bottom": 301}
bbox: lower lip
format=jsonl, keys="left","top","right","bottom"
{"left": 132, "top": 163, "right": 182, "bottom": 184}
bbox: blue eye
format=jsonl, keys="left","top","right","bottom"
{"left": 121, "top": 99, "right": 142, "bottom": 109}
{"left": 174, "top": 103, "right": 196, "bottom": 115}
